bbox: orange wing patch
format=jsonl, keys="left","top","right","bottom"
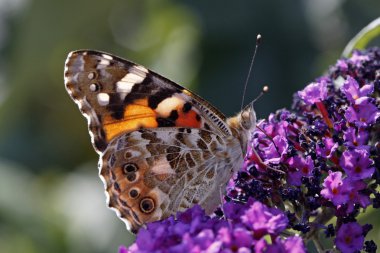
{"left": 102, "top": 96, "right": 203, "bottom": 142}
{"left": 103, "top": 98, "right": 158, "bottom": 142}
{"left": 155, "top": 95, "right": 202, "bottom": 128}
{"left": 176, "top": 108, "right": 202, "bottom": 128}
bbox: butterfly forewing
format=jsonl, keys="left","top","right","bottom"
{"left": 64, "top": 50, "right": 231, "bottom": 153}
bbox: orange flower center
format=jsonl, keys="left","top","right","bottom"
{"left": 344, "top": 236, "right": 352, "bottom": 244}
{"left": 301, "top": 166, "right": 309, "bottom": 174}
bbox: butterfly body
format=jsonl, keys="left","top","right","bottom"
{"left": 64, "top": 50, "right": 256, "bottom": 232}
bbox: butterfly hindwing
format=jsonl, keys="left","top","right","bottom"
{"left": 100, "top": 127, "right": 240, "bottom": 232}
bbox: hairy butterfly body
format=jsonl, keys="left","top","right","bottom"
{"left": 64, "top": 50, "right": 256, "bottom": 233}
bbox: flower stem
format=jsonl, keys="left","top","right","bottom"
{"left": 312, "top": 235, "right": 325, "bottom": 253}
{"left": 316, "top": 102, "right": 333, "bottom": 129}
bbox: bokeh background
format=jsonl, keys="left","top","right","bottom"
{"left": 0, "top": 0, "right": 379, "bottom": 252}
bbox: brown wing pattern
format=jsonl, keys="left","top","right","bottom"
{"left": 99, "top": 127, "right": 242, "bottom": 232}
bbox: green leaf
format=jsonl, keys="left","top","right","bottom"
{"left": 342, "top": 17, "right": 380, "bottom": 57}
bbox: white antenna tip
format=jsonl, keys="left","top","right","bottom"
{"left": 263, "top": 85, "right": 269, "bottom": 93}
{"left": 256, "top": 34, "right": 262, "bottom": 43}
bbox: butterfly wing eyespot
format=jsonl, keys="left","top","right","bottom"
{"left": 129, "top": 189, "right": 140, "bottom": 199}
{"left": 123, "top": 163, "right": 138, "bottom": 173}
{"left": 121, "top": 163, "right": 139, "bottom": 182}
{"left": 140, "top": 198, "right": 155, "bottom": 213}
{"left": 126, "top": 173, "right": 137, "bottom": 182}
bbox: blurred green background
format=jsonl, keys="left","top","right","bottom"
{"left": 0, "top": 0, "right": 379, "bottom": 252}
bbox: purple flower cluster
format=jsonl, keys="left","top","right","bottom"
{"left": 231, "top": 47, "right": 380, "bottom": 252}
{"left": 120, "top": 200, "right": 305, "bottom": 253}
{"left": 119, "top": 48, "right": 379, "bottom": 253}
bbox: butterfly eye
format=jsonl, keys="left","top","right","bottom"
{"left": 89, "top": 83, "right": 101, "bottom": 92}
{"left": 123, "top": 163, "right": 138, "bottom": 173}
{"left": 140, "top": 198, "right": 155, "bottom": 213}
{"left": 241, "top": 111, "right": 251, "bottom": 129}
{"left": 239, "top": 104, "right": 256, "bottom": 131}
{"left": 129, "top": 189, "right": 139, "bottom": 199}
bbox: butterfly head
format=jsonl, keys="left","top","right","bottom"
{"left": 227, "top": 102, "right": 256, "bottom": 153}
{"left": 238, "top": 102, "right": 257, "bottom": 132}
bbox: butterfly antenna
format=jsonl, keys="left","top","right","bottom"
{"left": 240, "top": 34, "right": 262, "bottom": 111}
{"left": 251, "top": 85, "right": 269, "bottom": 106}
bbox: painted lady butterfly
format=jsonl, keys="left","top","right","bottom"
{"left": 64, "top": 50, "right": 256, "bottom": 233}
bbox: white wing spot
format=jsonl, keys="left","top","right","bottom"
{"left": 89, "top": 83, "right": 98, "bottom": 92}
{"left": 123, "top": 72, "right": 145, "bottom": 84}
{"left": 115, "top": 72, "right": 146, "bottom": 94}
{"left": 155, "top": 95, "right": 185, "bottom": 117}
{"left": 98, "top": 59, "right": 110, "bottom": 67}
{"left": 116, "top": 82, "right": 135, "bottom": 93}
{"left": 97, "top": 93, "right": 110, "bottom": 106}
{"left": 102, "top": 54, "right": 113, "bottom": 60}
{"left": 134, "top": 65, "right": 148, "bottom": 73}
{"left": 88, "top": 72, "right": 95, "bottom": 79}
